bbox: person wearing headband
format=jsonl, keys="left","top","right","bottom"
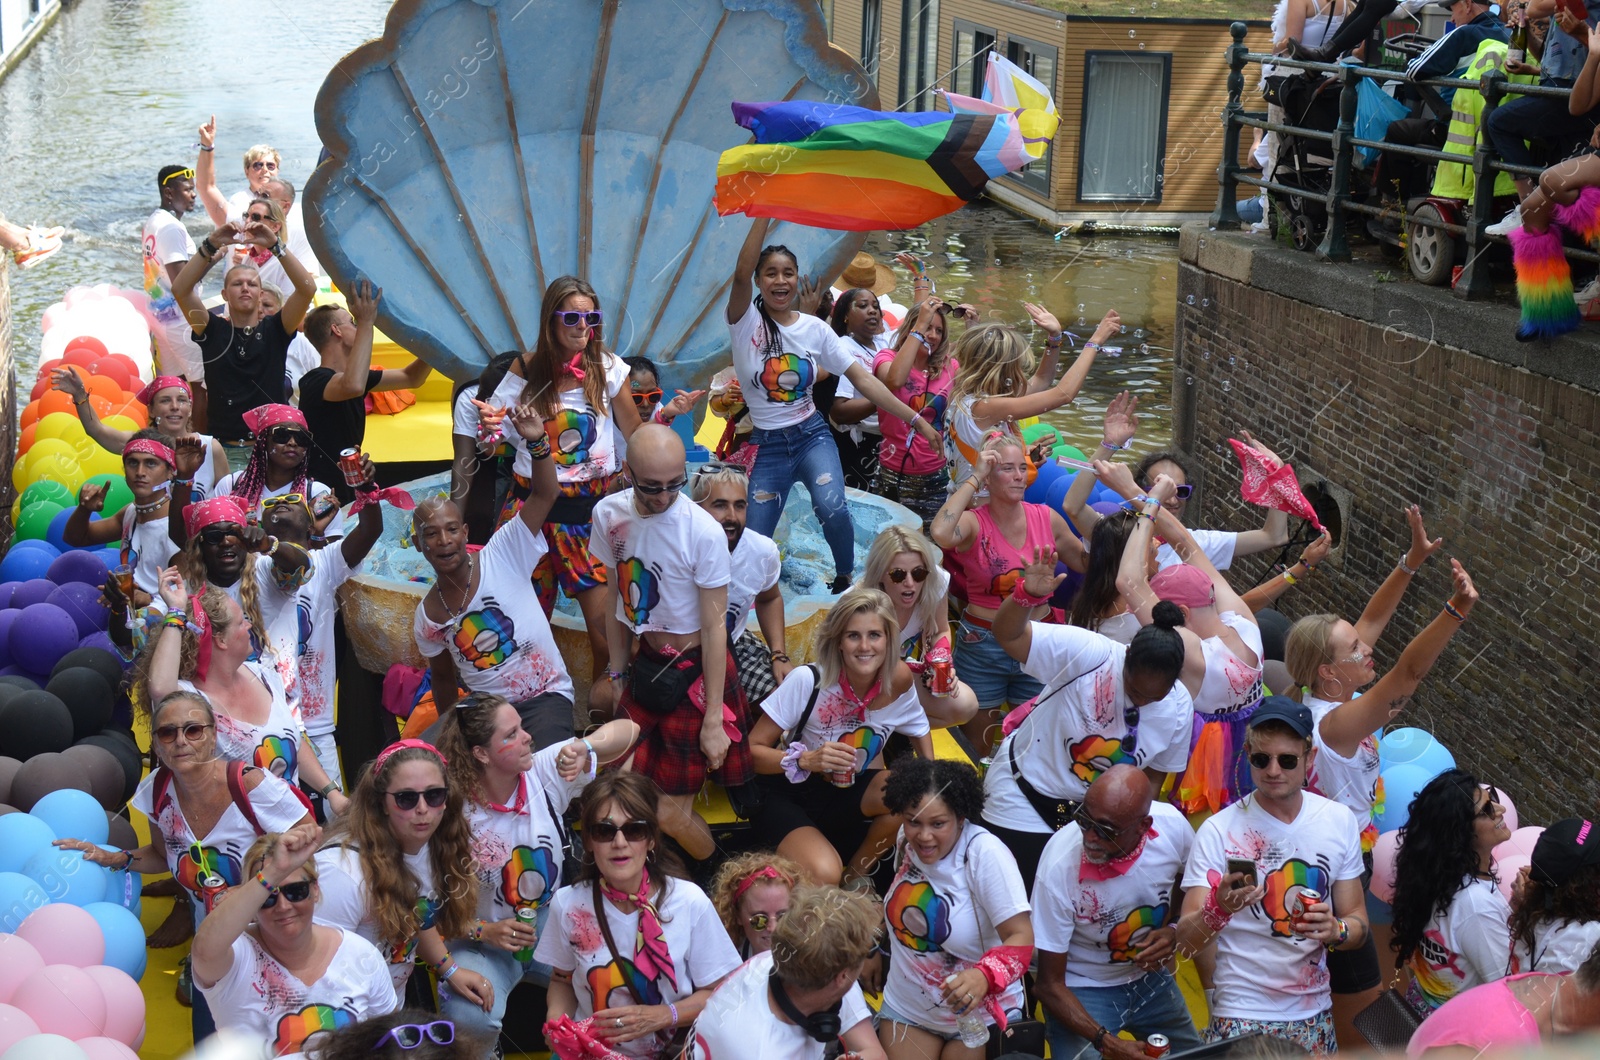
{"left": 209, "top": 403, "right": 343, "bottom": 538}
{"left": 708, "top": 853, "right": 807, "bottom": 959}
{"left": 51, "top": 372, "right": 229, "bottom": 503}
{"left": 142, "top": 164, "right": 210, "bottom": 416}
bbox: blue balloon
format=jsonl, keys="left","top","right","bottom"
{"left": 6, "top": 540, "right": 60, "bottom": 555}
{"left": 82, "top": 901, "right": 146, "bottom": 980}
{"left": 0, "top": 872, "right": 48, "bottom": 932}
{"left": 1379, "top": 726, "right": 1442, "bottom": 771}
{"left": 0, "top": 549, "right": 54, "bottom": 585}
{"left": 1026, "top": 460, "right": 1066, "bottom": 504}
{"left": 31, "top": 789, "right": 108, "bottom": 844}
{"left": 22, "top": 844, "right": 107, "bottom": 906}
{"left": 1044, "top": 474, "right": 1074, "bottom": 521}
{"left": 1374, "top": 763, "right": 1438, "bottom": 833}
{"left": 95, "top": 846, "right": 141, "bottom": 916}
{"left": 44, "top": 509, "right": 75, "bottom": 552}
{"left": 0, "top": 813, "right": 56, "bottom": 874}
{"left": 1089, "top": 483, "right": 1121, "bottom": 507}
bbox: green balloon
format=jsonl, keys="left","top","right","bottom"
{"left": 1020, "top": 422, "right": 1058, "bottom": 445}
{"left": 15, "top": 501, "right": 65, "bottom": 541}
{"left": 18, "top": 480, "right": 74, "bottom": 511}
{"left": 83, "top": 473, "right": 134, "bottom": 518}
{"left": 1053, "top": 443, "right": 1088, "bottom": 462}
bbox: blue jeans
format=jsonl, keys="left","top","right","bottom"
{"left": 1045, "top": 971, "right": 1205, "bottom": 1060}
{"left": 747, "top": 412, "right": 854, "bottom": 581}
{"left": 441, "top": 905, "right": 553, "bottom": 1056}
{"left": 955, "top": 620, "right": 1042, "bottom": 711}
{"left": 1486, "top": 91, "right": 1593, "bottom": 170}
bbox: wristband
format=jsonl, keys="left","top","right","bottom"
{"left": 119, "top": 850, "right": 135, "bottom": 870}
{"left": 1094, "top": 1028, "right": 1112, "bottom": 1052}
{"left": 668, "top": 1002, "right": 680, "bottom": 1029}
{"left": 1301, "top": 561, "right": 1318, "bottom": 573}
{"left": 770, "top": 651, "right": 790, "bottom": 662}
{"left": 1282, "top": 571, "right": 1298, "bottom": 586}
{"left": 603, "top": 669, "right": 628, "bottom": 682}
{"left": 1398, "top": 554, "right": 1419, "bottom": 576}
{"left": 1327, "top": 917, "right": 1350, "bottom": 949}
{"left": 1044, "top": 334, "right": 1064, "bottom": 348}
{"left": 1100, "top": 439, "right": 1130, "bottom": 451}
{"left": 163, "top": 610, "right": 189, "bottom": 629}
{"left": 440, "top": 961, "right": 460, "bottom": 981}
{"left": 1010, "top": 581, "right": 1054, "bottom": 609}
{"left": 198, "top": 238, "right": 217, "bottom": 259}
{"left": 470, "top": 920, "right": 485, "bottom": 942}
{"left": 270, "top": 240, "right": 287, "bottom": 259}
{"left": 198, "top": 144, "right": 215, "bottom": 152}
{"left": 431, "top": 952, "right": 453, "bottom": 972}
{"left": 265, "top": 536, "right": 280, "bottom": 557}
{"left": 1444, "top": 601, "right": 1466, "bottom": 621}
{"left": 1083, "top": 341, "right": 1101, "bottom": 352}
{"left": 581, "top": 738, "right": 597, "bottom": 776}
{"left": 527, "top": 434, "right": 552, "bottom": 460}
{"left": 255, "top": 872, "right": 273, "bottom": 893}
{"left": 317, "top": 782, "right": 338, "bottom": 799}
{"left": 781, "top": 742, "right": 811, "bottom": 783}
{"left": 910, "top": 331, "right": 928, "bottom": 346}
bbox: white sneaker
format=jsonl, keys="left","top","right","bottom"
{"left": 1486, "top": 204, "right": 1524, "bottom": 236}
{"left": 1576, "top": 277, "right": 1600, "bottom": 303}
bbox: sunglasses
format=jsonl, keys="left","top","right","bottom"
{"left": 246, "top": 212, "right": 273, "bottom": 223}
{"left": 249, "top": 160, "right": 279, "bottom": 171}
{"left": 692, "top": 460, "right": 749, "bottom": 480}
{"left": 1248, "top": 752, "right": 1302, "bottom": 770}
{"left": 747, "top": 910, "right": 787, "bottom": 932}
{"left": 1073, "top": 804, "right": 1129, "bottom": 844}
{"left": 162, "top": 168, "right": 195, "bottom": 186}
{"left": 386, "top": 787, "right": 448, "bottom": 810}
{"left": 1174, "top": 484, "right": 1194, "bottom": 500}
{"left": 589, "top": 819, "right": 650, "bottom": 844}
{"left": 552, "top": 310, "right": 603, "bottom": 327}
{"left": 374, "top": 1023, "right": 456, "bottom": 1051}
{"left": 262, "top": 493, "right": 309, "bottom": 510}
{"left": 1478, "top": 786, "right": 1502, "bottom": 819}
{"left": 887, "top": 566, "right": 929, "bottom": 585}
{"left": 155, "top": 722, "right": 212, "bottom": 745}
{"left": 632, "top": 475, "right": 687, "bottom": 496}
{"left": 199, "top": 525, "right": 242, "bottom": 546}
{"left": 261, "top": 879, "right": 314, "bottom": 908}
{"left": 630, "top": 388, "right": 663, "bottom": 408}
{"left": 268, "top": 428, "right": 312, "bottom": 447}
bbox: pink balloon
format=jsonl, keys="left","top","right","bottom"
{"left": 14, "top": 907, "right": 102, "bottom": 969}
{"left": 1506, "top": 826, "right": 1544, "bottom": 860}
{"left": 11, "top": 966, "right": 104, "bottom": 1040}
{"left": 1496, "top": 853, "right": 1531, "bottom": 903}
{"left": 1488, "top": 785, "right": 1519, "bottom": 832}
{"left": 1370, "top": 830, "right": 1402, "bottom": 904}
{"left": 0, "top": 1006, "right": 39, "bottom": 1055}
{"left": 78, "top": 970, "right": 140, "bottom": 1048}
{"left": 0, "top": 938, "right": 44, "bottom": 1005}
{"left": 73, "top": 1039, "right": 136, "bottom": 1060}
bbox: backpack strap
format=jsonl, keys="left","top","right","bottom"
{"left": 781, "top": 664, "right": 824, "bottom": 746}
{"left": 150, "top": 765, "right": 175, "bottom": 818}
{"left": 226, "top": 761, "right": 265, "bottom": 834}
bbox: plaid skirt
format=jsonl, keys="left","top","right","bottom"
{"left": 621, "top": 639, "right": 754, "bottom": 796}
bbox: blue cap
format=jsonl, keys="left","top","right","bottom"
{"left": 1249, "top": 696, "right": 1314, "bottom": 738}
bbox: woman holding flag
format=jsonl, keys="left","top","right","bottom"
{"left": 725, "top": 217, "right": 944, "bottom": 593}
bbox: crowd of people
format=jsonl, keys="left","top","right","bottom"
{"left": 9, "top": 124, "right": 1577, "bottom": 1060}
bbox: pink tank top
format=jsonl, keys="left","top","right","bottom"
{"left": 957, "top": 502, "right": 1055, "bottom": 611}
{"left": 1406, "top": 973, "right": 1550, "bottom": 1057}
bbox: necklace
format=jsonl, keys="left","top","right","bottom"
{"left": 134, "top": 496, "right": 168, "bottom": 516}
{"left": 436, "top": 553, "right": 477, "bottom": 623}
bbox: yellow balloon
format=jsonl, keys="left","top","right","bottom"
{"left": 9, "top": 497, "right": 20, "bottom": 524}
{"left": 34, "top": 412, "right": 87, "bottom": 444}
{"left": 102, "top": 415, "right": 140, "bottom": 434}
{"left": 84, "top": 448, "right": 125, "bottom": 479}
{"left": 29, "top": 452, "right": 86, "bottom": 493}
{"left": 11, "top": 459, "right": 29, "bottom": 496}
{"left": 24, "top": 438, "right": 78, "bottom": 468}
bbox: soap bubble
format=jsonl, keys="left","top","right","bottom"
{"left": 1129, "top": 28, "right": 1137, "bottom": 36}
{"left": 1202, "top": 350, "right": 1212, "bottom": 360}
{"left": 1077, "top": 303, "right": 1086, "bottom": 313}
{"left": 1186, "top": 294, "right": 1196, "bottom": 305}
{"left": 1185, "top": 376, "right": 1195, "bottom": 385}
{"left": 1222, "top": 380, "right": 1233, "bottom": 392}
{"left": 1139, "top": 344, "right": 1150, "bottom": 355}
{"left": 1202, "top": 298, "right": 1211, "bottom": 307}
{"left": 1228, "top": 355, "right": 1237, "bottom": 365}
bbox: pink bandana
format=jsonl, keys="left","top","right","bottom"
{"left": 241, "top": 404, "right": 306, "bottom": 436}
{"left": 1227, "top": 438, "right": 1325, "bottom": 532}
{"left": 184, "top": 497, "right": 248, "bottom": 541}
{"left": 349, "top": 486, "right": 416, "bottom": 515}
{"left": 542, "top": 1015, "right": 627, "bottom": 1060}
{"left": 123, "top": 437, "right": 175, "bottom": 467}
{"left": 372, "top": 738, "right": 446, "bottom": 776}
{"left": 732, "top": 865, "right": 783, "bottom": 903}
{"left": 1079, "top": 826, "right": 1159, "bottom": 882}
{"left": 134, "top": 376, "right": 191, "bottom": 406}
{"left": 189, "top": 595, "right": 216, "bottom": 682}
{"left": 599, "top": 868, "right": 677, "bottom": 993}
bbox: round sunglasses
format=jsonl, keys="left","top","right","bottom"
{"left": 386, "top": 787, "right": 448, "bottom": 810}
{"left": 155, "top": 721, "right": 212, "bottom": 745}
{"left": 886, "top": 566, "right": 929, "bottom": 584}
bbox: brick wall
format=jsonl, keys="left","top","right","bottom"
{"left": 1174, "top": 237, "right": 1600, "bottom": 825}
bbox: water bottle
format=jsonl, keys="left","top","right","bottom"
{"left": 944, "top": 975, "right": 989, "bottom": 1049}
{"left": 513, "top": 906, "right": 536, "bottom": 964}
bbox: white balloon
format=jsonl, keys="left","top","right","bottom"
{"left": 1, "top": 1034, "right": 90, "bottom": 1060}
{"left": 176, "top": 1029, "right": 273, "bottom": 1060}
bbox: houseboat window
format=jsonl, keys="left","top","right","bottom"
{"left": 952, "top": 20, "right": 995, "bottom": 97}
{"left": 1079, "top": 51, "right": 1170, "bottom": 202}
{"left": 1003, "top": 35, "right": 1056, "bottom": 194}
{"left": 862, "top": 0, "right": 882, "bottom": 83}
{"left": 899, "top": 0, "right": 940, "bottom": 111}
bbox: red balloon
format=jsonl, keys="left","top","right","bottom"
{"left": 89, "top": 360, "right": 132, "bottom": 393}
{"left": 61, "top": 336, "right": 109, "bottom": 362}
{"left": 62, "top": 348, "right": 101, "bottom": 372}
{"left": 34, "top": 359, "right": 64, "bottom": 382}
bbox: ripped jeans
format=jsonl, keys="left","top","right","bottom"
{"left": 746, "top": 411, "right": 855, "bottom": 581}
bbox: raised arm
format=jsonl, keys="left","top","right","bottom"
{"left": 172, "top": 225, "right": 237, "bottom": 338}
{"left": 840, "top": 361, "right": 943, "bottom": 453}
{"left": 63, "top": 482, "right": 124, "bottom": 548}
{"left": 1317, "top": 560, "right": 1478, "bottom": 756}
{"left": 992, "top": 547, "right": 1067, "bottom": 664}
{"left": 877, "top": 299, "right": 941, "bottom": 391}
{"left": 146, "top": 566, "right": 192, "bottom": 703}
{"left": 506, "top": 405, "right": 559, "bottom": 528}
{"left": 970, "top": 308, "right": 1119, "bottom": 428}
{"left": 725, "top": 216, "right": 770, "bottom": 325}
{"left": 1354, "top": 505, "right": 1444, "bottom": 648}
{"left": 1223, "top": 431, "right": 1292, "bottom": 558}
{"left": 930, "top": 448, "right": 993, "bottom": 551}
{"left": 1571, "top": 26, "right": 1600, "bottom": 114}
{"left": 1240, "top": 532, "right": 1331, "bottom": 613}
{"left": 52, "top": 369, "right": 130, "bottom": 454}
{"left": 1115, "top": 478, "right": 1172, "bottom": 625}
{"left": 319, "top": 281, "right": 382, "bottom": 402}
{"left": 192, "top": 823, "right": 322, "bottom": 989}
{"left": 340, "top": 455, "right": 386, "bottom": 568}
{"left": 1062, "top": 392, "right": 1140, "bottom": 537}
{"left": 195, "top": 116, "right": 230, "bottom": 227}
{"left": 249, "top": 222, "right": 316, "bottom": 331}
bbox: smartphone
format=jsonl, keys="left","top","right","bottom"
{"left": 1227, "top": 857, "right": 1258, "bottom": 889}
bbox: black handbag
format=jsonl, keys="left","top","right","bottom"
{"left": 629, "top": 644, "right": 703, "bottom": 715}
{"left": 1353, "top": 975, "right": 1425, "bottom": 1050}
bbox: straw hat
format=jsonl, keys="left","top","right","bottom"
{"left": 836, "top": 252, "right": 897, "bottom": 296}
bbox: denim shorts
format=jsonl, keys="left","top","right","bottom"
{"left": 954, "top": 620, "right": 1043, "bottom": 711}
{"left": 877, "top": 997, "right": 960, "bottom": 1042}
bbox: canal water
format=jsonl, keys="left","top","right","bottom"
{"left": 0, "top": 0, "right": 1179, "bottom": 456}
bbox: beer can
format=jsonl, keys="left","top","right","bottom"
{"left": 928, "top": 645, "right": 956, "bottom": 698}
{"left": 513, "top": 905, "right": 537, "bottom": 964}
{"left": 338, "top": 448, "right": 366, "bottom": 487}
{"left": 827, "top": 770, "right": 856, "bottom": 789}
{"left": 1146, "top": 1035, "right": 1170, "bottom": 1058}
{"left": 1295, "top": 888, "right": 1323, "bottom": 920}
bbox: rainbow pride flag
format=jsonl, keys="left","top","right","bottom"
{"left": 714, "top": 100, "right": 1036, "bottom": 231}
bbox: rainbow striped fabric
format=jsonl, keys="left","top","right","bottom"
{"left": 714, "top": 100, "right": 1035, "bottom": 230}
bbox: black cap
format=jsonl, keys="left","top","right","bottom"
{"left": 1249, "top": 696, "right": 1314, "bottom": 738}
{"left": 1532, "top": 818, "right": 1600, "bottom": 887}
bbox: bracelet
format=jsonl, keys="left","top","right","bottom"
{"left": 74, "top": 397, "right": 89, "bottom": 407}
{"left": 1398, "top": 554, "right": 1419, "bottom": 576}
{"left": 198, "top": 144, "right": 215, "bottom": 152}
{"left": 270, "top": 240, "right": 287, "bottom": 258}
{"left": 119, "top": 850, "right": 135, "bottom": 870}
{"left": 1282, "top": 571, "right": 1298, "bottom": 586}
{"left": 781, "top": 742, "right": 811, "bottom": 783}
{"left": 431, "top": 951, "right": 453, "bottom": 971}
{"left": 770, "top": 651, "right": 790, "bottom": 662}
{"left": 1084, "top": 341, "right": 1101, "bottom": 352}
{"left": 581, "top": 738, "right": 597, "bottom": 775}
{"left": 1044, "top": 334, "right": 1064, "bottom": 348}
{"left": 1010, "top": 581, "right": 1054, "bottom": 609}
{"left": 255, "top": 872, "right": 273, "bottom": 893}
{"left": 1100, "top": 439, "right": 1130, "bottom": 451}
{"left": 1301, "top": 561, "right": 1318, "bottom": 573}
{"left": 668, "top": 1002, "right": 680, "bottom": 1029}
{"left": 1093, "top": 1028, "right": 1111, "bottom": 1052}
{"left": 1326, "top": 917, "right": 1350, "bottom": 950}
{"left": 163, "top": 610, "right": 189, "bottom": 629}
{"left": 963, "top": 476, "right": 982, "bottom": 492}
{"left": 527, "top": 434, "right": 552, "bottom": 460}
{"left": 1201, "top": 884, "right": 1233, "bottom": 933}
{"left": 602, "top": 669, "right": 628, "bottom": 682}
{"left": 910, "top": 331, "right": 928, "bottom": 346}
{"left": 470, "top": 920, "right": 485, "bottom": 941}
{"left": 1444, "top": 601, "right": 1466, "bottom": 621}
{"left": 440, "top": 961, "right": 460, "bottom": 981}
{"left": 265, "top": 536, "right": 280, "bottom": 557}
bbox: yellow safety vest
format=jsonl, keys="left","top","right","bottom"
{"left": 1431, "top": 41, "right": 1538, "bottom": 200}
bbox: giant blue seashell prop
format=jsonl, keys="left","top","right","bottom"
{"left": 305, "top": 0, "right": 877, "bottom": 386}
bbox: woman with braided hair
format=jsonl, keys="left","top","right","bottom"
{"left": 210, "top": 403, "right": 342, "bottom": 538}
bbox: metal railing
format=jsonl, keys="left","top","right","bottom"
{"left": 1210, "top": 21, "right": 1600, "bottom": 299}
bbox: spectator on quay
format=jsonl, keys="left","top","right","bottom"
{"left": 534, "top": 773, "right": 742, "bottom": 1060}
{"left": 1177, "top": 699, "right": 1369, "bottom": 1057}
{"left": 589, "top": 424, "right": 751, "bottom": 864}
{"left": 1390, "top": 770, "right": 1514, "bottom": 1012}
{"left": 0, "top": 215, "right": 63, "bottom": 269}
{"left": 691, "top": 885, "right": 887, "bottom": 1060}
{"left": 690, "top": 462, "right": 791, "bottom": 710}
{"left": 412, "top": 411, "right": 575, "bottom": 749}
{"left": 1509, "top": 818, "right": 1600, "bottom": 973}
{"left": 53, "top": 371, "right": 229, "bottom": 501}
{"left": 708, "top": 852, "right": 807, "bottom": 958}
{"left": 1407, "top": 942, "right": 1600, "bottom": 1057}
{"left": 170, "top": 218, "right": 316, "bottom": 460}
{"left": 142, "top": 165, "right": 208, "bottom": 411}
{"left": 1033, "top": 765, "right": 1203, "bottom": 1060}
{"left": 299, "top": 281, "right": 432, "bottom": 501}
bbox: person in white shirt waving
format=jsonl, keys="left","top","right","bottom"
{"left": 535, "top": 772, "right": 741, "bottom": 1060}
{"left": 691, "top": 884, "right": 887, "bottom": 1060}
{"left": 589, "top": 425, "right": 751, "bottom": 865}
{"left": 1177, "top": 698, "right": 1369, "bottom": 1057}
{"left": 724, "top": 217, "right": 942, "bottom": 594}
{"left": 1033, "top": 764, "right": 1203, "bottom": 1060}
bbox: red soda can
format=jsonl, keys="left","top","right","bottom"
{"left": 928, "top": 645, "right": 955, "bottom": 698}
{"left": 1146, "top": 1035, "right": 1170, "bottom": 1058}
{"left": 1295, "top": 887, "right": 1323, "bottom": 922}
{"left": 339, "top": 448, "right": 366, "bottom": 487}
{"left": 200, "top": 873, "right": 226, "bottom": 913}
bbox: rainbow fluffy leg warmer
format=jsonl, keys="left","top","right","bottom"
{"left": 1553, "top": 185, "right": 1600, "bottom": 243}
{"left": 1509, "top": 224, "right": 1580, "bottom": 341}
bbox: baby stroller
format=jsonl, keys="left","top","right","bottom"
{"left": 1267, "top": 70, "right": 1348, "bottom": 251}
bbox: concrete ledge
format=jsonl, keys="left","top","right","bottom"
{"left": 1179, "top": 222, "right": 1600, "bottom": 394}
{"left": 0, "top": 2, "right": 62, "bottom": 83}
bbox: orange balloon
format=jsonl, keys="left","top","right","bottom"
{"left": 20, "top": 400, "right": 40, "bottom": 430}
{"left": 90, "top": 358, "right": 134, "bottom": 392}
{"left": 88, "top": 395, "right": 114, "bottom": 418}
{"left": 38, "top": 390, "right": 77, "bottom": 418}
{"left": 17, "top": 423, "right": 37, "bottom": 457}
{"left": 111, "top": 400, "right": 148, "bottom": 427}
{"left": 85, "top": 375, "right": 121, "bottom": 402}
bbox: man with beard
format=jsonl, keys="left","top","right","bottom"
{"left": 691, "top": 461, "right": 790, "bottom": 708}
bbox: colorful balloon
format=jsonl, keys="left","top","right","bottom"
{"left": 13, "top": 905, "right": 103, "bottom": 968}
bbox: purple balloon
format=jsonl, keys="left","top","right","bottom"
{"left": 46, "top": 551, "right": 109, "bottom": 589}
{"left": 77, "top": 631, "right": 128, "bottom": 667}
{"left": 8, "top": 580, "right": 55, "bottom": 611}
{"left": 45, "top": 583, "right": 110, "bottom": 639}
{"left": 0, "top": 585, "right": 16, "bottom": 610}
{"left": 1090, "top": 500, "right": 1124, "bottom": 516}
{"left": 7, "top": 604, "right": 81, "bottom": 677}
{"left": 0, "top": 612, "right": 17, "bottom": 669}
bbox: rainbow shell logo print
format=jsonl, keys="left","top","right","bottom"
{"left": 177, "top": 843, "right": 239, "bottom": 901}
{"left": 886, "top": 879, "right": 952, "bottom": 953}
{"left": 255, "top": 734, "right": 296, "bottom": 778}
{"left": 758, "top": 352, "right": 814, "bottom": 403}
{"left": 1263, "top": 858, "right": 1328, "bottom": 938}
{"left": 500, "top": 845, "right": 558, "bottom": 911}
{"left": 588, "top": 955, "right": 662, "bottom": 1008}
{"left": 545, "top": 407, "right": 598, "bottom": 467}
{"left": 454, "top": 603, "right": 517, "bottom": 670}
{"left": 273, "top": 1004, "right": 354, "bottom": 1056}
{"left": 618, "top": 557, "right": 659, "bottom": 627}
{"left": 841, "top": 725, "right": 885, "bottom": 772}
{"left": 1069, "top": 734, "right": 1133, "bottom": 783}
{"left": 1108, "top": 904, "right": 1166, "bottom": 962}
